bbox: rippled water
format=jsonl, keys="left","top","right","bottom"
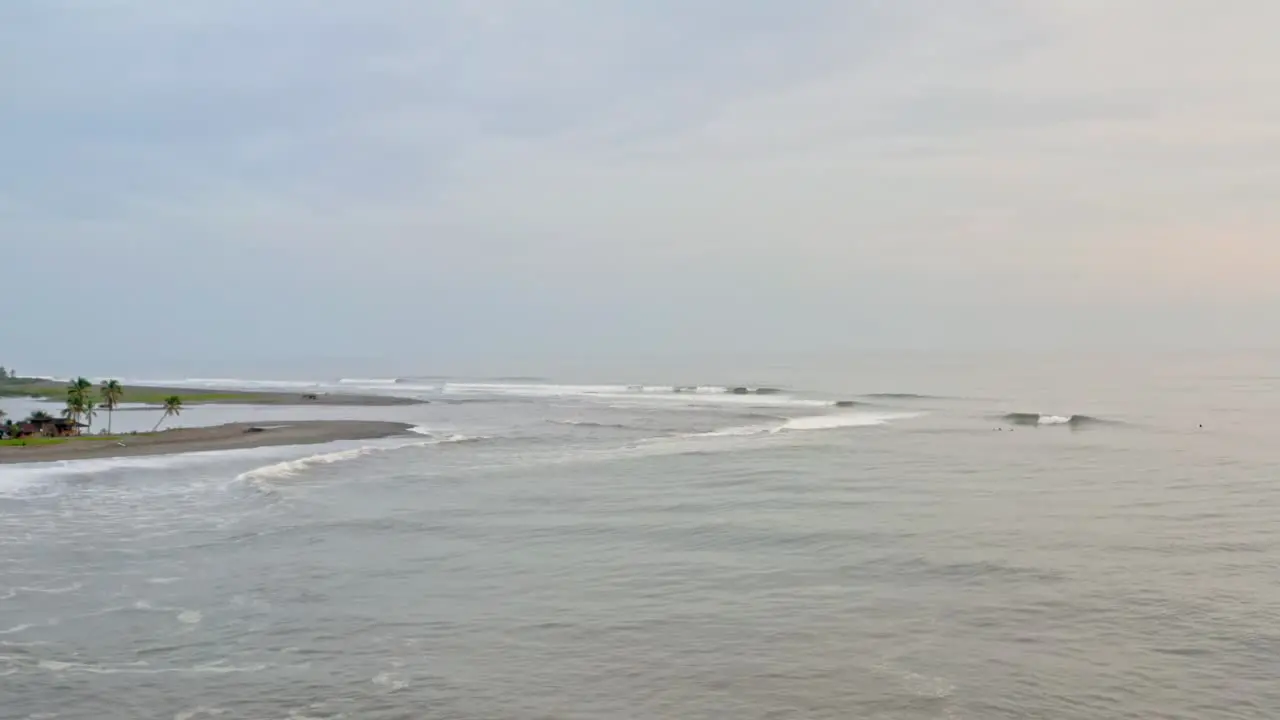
{"left": 3, "top": 353, "right": 1279, "bottom": 719}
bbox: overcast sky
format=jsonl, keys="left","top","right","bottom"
{"left": 4, "top": 1, "right": 1279, "bottom": 376}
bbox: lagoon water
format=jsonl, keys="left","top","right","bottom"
{"left": 2, "top": 352, "right": 1279, "bottom": 719}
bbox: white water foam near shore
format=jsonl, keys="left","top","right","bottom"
{"left": 4, "top": 360, "right": 1280, "bottom": 719}
{"left": 233, "top": 431, "right": 483, "bottom": 486}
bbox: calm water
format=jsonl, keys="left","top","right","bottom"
{"left": 2, "top": 353, "right": 1279, "bottom": 719}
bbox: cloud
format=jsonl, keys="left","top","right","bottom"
{"left": 3, "top": 1, "right": 1280, "bottom": 373}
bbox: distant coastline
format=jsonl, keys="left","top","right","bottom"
{"left": 0, "top": 420, "right": 416, "bottom": 464}
{"left": 0, "top": 378, "right": 424, "bottom": 407}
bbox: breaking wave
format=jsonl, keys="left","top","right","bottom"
{"left": 1002, "top": 413, "right": 1108, "bottom": 427}
{"left": 0, "top": 445, "right": 328, "bottom": 497}
{"left": 549, "top": 420, "right": 635, "bottom": 430}
{"left": 235, "top": 447, "right": 398, "bottom": 482}
{"left": 777, "top": 413, "right": 912, "bottom": 431}
{"left": 695, "top": 411, "right": 920, "bottom": 438}
{"left": 235, "top": 432, "right": 485, "bottom": 484}
{"left": 155, "top": 378, "right": 322, "bottom": 390}
{"left": 440, "top": 383, "right": 786, "bottom": 397}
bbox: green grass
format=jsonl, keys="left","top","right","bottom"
{"left": 0, "top": 434, "right": 143, "bottom": 447}
{"left": 0, "top": 437, "right": 68, "bottom": 447}
{"left": 0, "top": 385, "right": 75, "bottom": 401}
{"left": 0, "top": 383, "right": 260, "bottom": 405}
{"left": 153, "top": 392, "right": 248, "bottom": 403}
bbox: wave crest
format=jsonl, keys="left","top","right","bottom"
{"left": 778, "top": 413, "right": 909, "bottom": 431}
{"left": 1002, "top": 413, "right": 1107, "bottom": 427}
{"left": 696, "top": 411, "right": 919, "bottom": 437}
{"left": 236, "top": 433, "right": 484, "bottom": 484}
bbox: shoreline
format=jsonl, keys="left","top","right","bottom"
{"left": 0, "top": 380, "right": 425, "bottom": 407}
{"left": 0, "top": 420, "right": 417, "bottom": 464}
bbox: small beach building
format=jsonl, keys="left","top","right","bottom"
{"left": 16, "top": 418, "right": 88, "bottom": 438}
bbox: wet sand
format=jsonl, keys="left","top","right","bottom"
{"left": 0, "top": 421, "right": 416, "bottom": 464}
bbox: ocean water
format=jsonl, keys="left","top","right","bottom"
{"left": 2, "top": 352, "right": 1279, "bottom": 719}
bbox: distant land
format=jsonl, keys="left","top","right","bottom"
{"left": 0, "top": 376, "right": 424, "bottom": 407}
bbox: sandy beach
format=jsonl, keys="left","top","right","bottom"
{"left": 0, "top": 420, "right": 416, "bottom": 464}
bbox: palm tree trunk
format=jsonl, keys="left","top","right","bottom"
{"left": 107, "top": 408, "right": 113, "bottom": 434}
{"left": 151, "top": 413, "right": 168, "bottom": 433}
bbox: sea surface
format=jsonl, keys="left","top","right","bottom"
{"left": 2, "top": 352, "right": 1279, "bottom": 719}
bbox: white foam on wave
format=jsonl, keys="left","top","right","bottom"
{"left": 372, "top": 670, "right": 410, "bottom": 691}
{"left": 559, "top": 411, "right": 919, "bottom": 466}
{"left": 1, "top": 430, "right": 485, "bottom": 498}
{"left": 37, "top": 659, "right": 268, "bottom": 675}
{"left": 126, "top": 377, "right": 321, "bottom": 390}
{"left": 0, "top": 474, "right": 41, "bottom": 499}
{"left": 777, "top": 412, "right": 915, "bottom": 431}
{"left": 692, "top": 425, "right": 775, "bottom": 438}
{"left": 338, "top": 378, "right": 439, "bottom": 392}
{"left": 695, "top": 411, "right": 919, "bottom": 438}
{"left": 235, "top": 433, "right": 481, "bottom": 484}
{"left": 184, "top": 377, "right": 319, "bottom": 388}
{"left": 0, "top": 445, "right": 308, "bottom": 497}
{"left": 174, "top": 706, "right": 230, "bottom": 720}
{"left": 1038, "top": 415, "right": 1072, "bottom": 425}
{"left": 443, "top": 382, "right": 638, "bottom": 397}
{"left": 608, "top": 394, "right": 832, "bottom": 410}
{"left": 0, "top": 639, "right": 49, "bottom": 648}
{"left": 440, "top": 382, "right": 787, "bottom": 399}
{"left": 0, "top": 583, "right": 82, "bottom": 600}
{"left": 236, "top": 446, "right": 395, "bottom": 482}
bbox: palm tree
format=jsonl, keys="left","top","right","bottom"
{"left": 65, "top": 377, "right": 92, "bottom": 428}
{"left": 64, "top": 391, "right": 87, "bottom": 433}
{"left": 82, "top": 398, "right": 98, "bottom": 435}
{"left": 100, "top": 380, "right": 124, "bottom": 434}
{"left": 67, "top": 376, "right": 92, "bottom": 398}
{"left": 152, "top": 395, "right": 183, "bottom": 432}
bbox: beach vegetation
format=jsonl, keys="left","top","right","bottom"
{"left": 0, "top": 433, "right": 136, "bottom": 447}
{"left": 64, "top": 377, "right": 93, "bottom": 433}
{"left": 153, "top": 395, "right": 184, "bottom": 432}
{"left": 101, "top": 379, "right": 124, "bottom": 434}
{"left": 83, "top": 398, "right": 98, "bottom": 435}
{"left": 1, "top": 436, "right": 70, "bottom": 447}
{"left": 0, "top": 383, "right": 244, "bottom": 406}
